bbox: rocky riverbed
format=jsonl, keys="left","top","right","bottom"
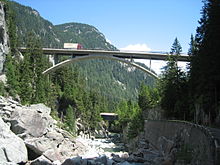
{"left": 0, "top": 96, "right": 144, "bottom": 165}
{"left": 0, "top": 96, "right": 181, "bottom": 165}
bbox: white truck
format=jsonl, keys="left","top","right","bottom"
{"left": 63, "top": 43, "right": 83, "bottom": 49}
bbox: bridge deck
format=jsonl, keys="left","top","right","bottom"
{"left": 18, "top": 47, "right": 189, "bottom": 62}
{"left": 100, "top": 113, "right": 118, "bottom": 121}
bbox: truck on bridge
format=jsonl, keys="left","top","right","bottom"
{"left": 64, "top": 43, "right": 83, "bottom": 49}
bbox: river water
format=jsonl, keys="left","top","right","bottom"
{"left": 76, "top": 135, "right": 126, "bottom": 158}
{"left": 76, "top": 134, "right": 144, "bottom": 165}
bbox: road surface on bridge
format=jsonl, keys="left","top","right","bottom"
{"left": 18, "top": 47, "right": 189, "bottom": 61}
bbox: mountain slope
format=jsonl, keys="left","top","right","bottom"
{"left": 9, "top": 1, "right": 156, "bottom": 107}
{"left": 54, "top": 23, "right": 116, "bottom": 50}
{"left": 9, "top": 1, "right": 60, "bottom": 48}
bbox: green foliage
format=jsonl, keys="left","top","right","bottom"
{"left": 116, "top": 83, "right": 160, "bottom": 139}
{"left": 4, "top": 0, "right": 20, "bottom": 97}
{"left": 5, "top": 53, "right": 19, "bottom": 96}
{"left": 138, "top": 83, "right": 160, "bottom": 111}
{"left": 19, "top": 32, "right": 52, "bottom": 105}
{"left": 19, "top": 47, "right": 33, "bottom": 104}
{"left": 159, "top": 38, "right": 188, "bottom": 120}
{"left": 0, "top": 81, "right": 6, "bottom": 96}
{"left": 50, "top": 65, "right": 104, "bottom": 131}
{"left": 4, "top": 0, "right": 158, "bottom": 135}
{"left": 65, "top": 105, "right": 76, "bottom": 135}
{"left": 8, "top": 0, "right": 156, "bottom": 110}
{"left": 54, "top": 23, "right": 117, "bottom": 50}
{"left": 116, "top": 100, "right": 132, "bottom": 127}
{"left": 189, "top": 0, "right": 220, "bottom": 124}
{"left": 115, "top": 100, "right": 144, "bottom": 138}
{"left": 128, "top": 105, "right": 144, "bottom": 139}
{"left": 8, "top": 1, "right": 60, "bottom": 48}
{"left": 188, "top": 34, "right": 197, "bottom": 56}
{"left": 170, "top": 37, "right": 182, "bottom": 55}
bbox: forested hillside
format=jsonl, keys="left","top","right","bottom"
{"left": 8, "top": 1, "right": 156, "bottom": 109}
{"left": 3, "top": 0, "right": 219, "bottom": 146}
{"left": 54, "top": 23, "right": 116, "bottom": 50}
{"left": 0, "top": 0, "right": 159, "bottom": 137}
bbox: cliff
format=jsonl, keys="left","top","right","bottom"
{"left": 0, "top": 1, "right": 9, "bottom": 73}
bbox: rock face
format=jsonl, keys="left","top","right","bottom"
{"left": 0, "top": 2, "right": 9, "bottom": 73}
{"left": 0, "top": 116, "right": 28, "bottom": 163}
{"left": 143, "top": 120, "right": 218, "bottom": 165}
{"left": 0, "top": 96, "right": 87, "bottom": 164}
{"left": 9, "top": 103, "right": 54, "bottom": 137}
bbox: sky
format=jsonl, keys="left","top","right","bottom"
{"left": 13, "top": 0, "right": 204, "bottom": 74}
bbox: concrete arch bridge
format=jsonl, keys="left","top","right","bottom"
{"left": 18, "top": 48, "right": 189, "bottom": 79}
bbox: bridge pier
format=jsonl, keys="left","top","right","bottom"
{"left": 54, "top": 54, "right": 59, "bottom": 65}
{"left": 71, "top": 53, "right": 76, "bottom": 59}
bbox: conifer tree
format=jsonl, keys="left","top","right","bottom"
{"left": 160, "top": 38, "right": 187, "bottom": 119}
{"left": 188, "top": 34, "right": 197, "bottom": 56}
{"left": 65, "top": 105, "right": 76, "bottom": 134}
{"left": 170, "top": 37, "right": 182, "bottom": 55}
{"left": 5, "top": 2, "right": 20, "bottom": 97}
{"left": 31, "top": 38, "right": 49, "bottom": 103}
{"left": 189, "top": 0, "right": 220, "bottom": 123}
{"left": 19, "top": 50, "right": 33, "bottom": 104}
{"left": 19, "top": 32, "right": 51, "bottom": 104}
{"left": 5, "top": 53, "right": 18, "bottom": 96}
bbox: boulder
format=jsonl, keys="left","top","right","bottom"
{"left": 0, "top": 97, "right": 87, "bottom": 163}
{"left": 107, "top": 159, "right": 115, "bottom": 165}
{"left": 61, "top": 157, "right": 83, "bottom": 165}
{"left": 29, "top": 104, "right": 51, "bottom": 115}
{"left": 120, "top": 161, "right": 133, "bottom": 165}
{"left": 95, "top": 155, "right": 107, "bottom": 164}
{"left": 0, "top": 163, "right": 18, "bottom": 165}
{"left": 112, "top": 154, "right": 125, "bottom": 163}
{"left": 0, "top": 117, "right": 28, "bottom": 163}
{"left": 9, "top": 104, "right": 54, "bottom": 137}
{"left": 29, "top": 155, "right": 53, "bottom": 165}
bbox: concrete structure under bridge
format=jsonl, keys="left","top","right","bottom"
{"left": 100, "top": 113, "right": 118, "bottom": 121}
{"left": 18, "top": 47, "right": 189, "bottom": 79}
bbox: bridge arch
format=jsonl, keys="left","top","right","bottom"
{"left": 42, "top": 55, "right": 159, "bottom": 79}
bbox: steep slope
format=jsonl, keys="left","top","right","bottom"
{"left": 55, "top": 23, "right": 116, "bottom": 50}
{"left": 8, "top": 1, "right": 61, "bottom": 48}
{"left": 9, "top": 1, "right": 156, "bottom": 107}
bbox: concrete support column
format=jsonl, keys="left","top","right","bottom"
{"left": 71, "top": 53, "right": 76, "bottom": 58}
{"left": 54, "top": 54, "right": 59, "bottom": 65}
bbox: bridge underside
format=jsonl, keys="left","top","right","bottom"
{"left": 100, "top": 113, "right": 119, "bottom": 121}
{"left": 43, "top": 55, "right": 159, "bottom": 79}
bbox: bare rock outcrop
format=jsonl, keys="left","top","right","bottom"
{"left": 0, "top": 116, "right": 28, "bottom": 163}
{"left": 0, "top": 2, "right": 9, "bottom": 73}
{"left": 0, "top": 96, "right": 87, "bottom": 164}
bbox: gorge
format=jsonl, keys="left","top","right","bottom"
{"left": 0, "top": 0, "right": 220, "bottom": 165}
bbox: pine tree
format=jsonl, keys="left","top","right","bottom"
{"left": 19, "top": 50, "right": 33, "bottom": 104}
{"left": 5, "top": 53, "right": 18, "bottom": 96}
{"left": 4, "top": 2, "right": 20, "bottom": 97}
{"left": 188, "top": 34, "right": 197, "bottom": 56}
{"left": 160, "top": 38, "right": 187, "bottom": 119}
{"left": 65, "top": 105, "right": 76, "bottom": 135}
{"left": 31, "top": 38, "right": 49, "bottom": 103}
{"left": 170, "top": 37, "right": 182, "bottom": 55}
{"left": 189, "top": 0, "right": 220, "bottom": 123}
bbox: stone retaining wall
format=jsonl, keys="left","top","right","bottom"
{"left": 144, "top": 120, "right": 219, "bottom": 165}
